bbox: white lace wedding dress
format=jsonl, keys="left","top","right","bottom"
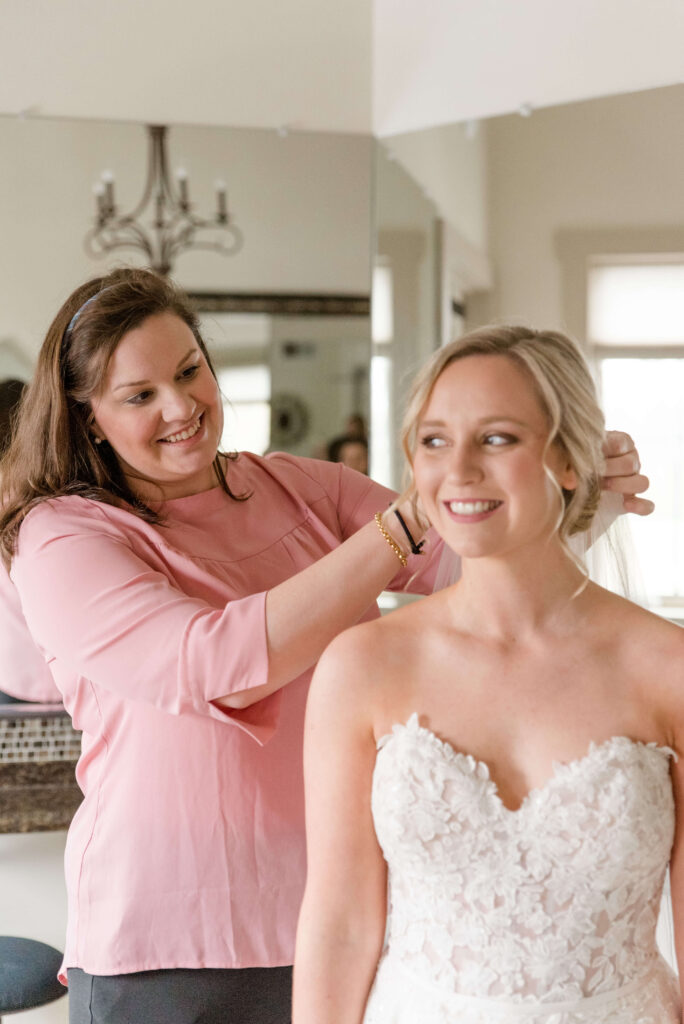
{"left": 363, "top": 714, "right": 681, "bottom": 1024}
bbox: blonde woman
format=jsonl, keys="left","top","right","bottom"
{"left": 293, "top": 326, "right": 684, "bottom": 1024}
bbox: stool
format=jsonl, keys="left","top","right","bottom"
{"left": 0, "top": 937, "right": 65, "bottom": 1019}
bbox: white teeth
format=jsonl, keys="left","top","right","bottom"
{"left": 448, "top": 500, "right": 500, "bottom": 515}
{"left": 161, "top": 417, "right": 201, "bottom": 443}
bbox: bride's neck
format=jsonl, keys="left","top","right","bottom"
{"left": 450, "top": 542, "right": 589, "bottom": 641}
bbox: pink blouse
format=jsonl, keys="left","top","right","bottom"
{"left": 0, "top": 562, "right": 61, "bottom": 702}
{"left": 11, "top": 452, "right": 441, "bottom": 980}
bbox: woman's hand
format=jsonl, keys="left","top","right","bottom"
{"left": 601, "top": 430, "right": 654, "bottom": 516}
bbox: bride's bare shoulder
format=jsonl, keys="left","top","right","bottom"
{"left": 310, "top": 593, "right": 446, "bottom": 708}
{"left": 588, "top": 583, "right": 682, "bottom": 644}
{"left": 587, "top": 585, "right": 684, "bottom": 714}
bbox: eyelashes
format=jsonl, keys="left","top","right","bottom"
{"left": 418, "top": 435, "right": 446, "bottom": 449}
{"left": 180, "top": 364, "right": 200, "bottom": 380}
{"left": 483, "top": 433, "right": 517, "bottom": 447}
{"left": 124, "top": 365, "right": 201, "bottom": 405}
{"left": 125, "top": 390, "right": 153, "bottom": 406}
{"left": 418, "top": 432, "right": 519, "bottom": 450}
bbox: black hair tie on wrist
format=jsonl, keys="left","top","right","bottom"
{"left": 393, "top": 509, "right": 425, "bottom": 555}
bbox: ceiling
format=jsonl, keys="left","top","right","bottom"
{"left": 0, "top": 0, "right": 372, "bottom": 133}
{"left": 0, "top": 0, "right": 681, "bottom": 135}
{"left": 374, "top": 0, "right": 684, "bottom": 136}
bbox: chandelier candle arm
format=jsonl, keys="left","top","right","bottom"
{"left": 93, "top": 184, "right": 106, "bottom": 224}
{"left": 176, "top": 168, "right": 189, "bottom": 209}
{"left": 101, "top": 170, "right": 115, "bottom": 217}
{"left": 215, "top": 180, "right": 228, "bottom": 223}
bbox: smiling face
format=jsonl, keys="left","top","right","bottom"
{"left": 412, "top": 354, "right": 577, "bottom": 560}
{"left": 90, "top": 312, "right": 223, "bottom": 502}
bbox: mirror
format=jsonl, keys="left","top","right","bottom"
{"left": 194, "top": 301, "right": 369, "bottom": 462}
{"left": 373, "top": 82, "right": 684, "bottom": 613}
{"left": 0, "top": 115, "right": 372, "bottom": 464}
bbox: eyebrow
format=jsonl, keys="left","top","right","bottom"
{"left": 419, "top": 415, "right": 532, "bottom": 429}
{"left": 112, "top": 347, "right": 199, "bottom": 392}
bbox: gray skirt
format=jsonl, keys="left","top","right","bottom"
{"left": 67, "top": 966, "right": 292, "bottom": 1024}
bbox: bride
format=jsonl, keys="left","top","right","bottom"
{"left": 292, "top": 325, "right": 684, "bottom": 1023}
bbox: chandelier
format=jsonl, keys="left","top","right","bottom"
{"left": 85, "top": 124, "right": 243, "bottom": 276}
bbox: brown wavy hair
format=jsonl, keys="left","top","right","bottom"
{"left": 0, "top": 267, "right": 246, "bottom": 567}
{"left": 400, "top": 324, "right": 605, "bottom": 544}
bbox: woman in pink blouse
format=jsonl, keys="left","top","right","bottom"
{"left": 0, "top": 268, "right": 651, "bottom": 1024}
{"left": 0, "top": 379, "right": 60, "bottom": 702}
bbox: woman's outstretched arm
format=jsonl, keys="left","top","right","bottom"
{"left": 293, "top": 628, "right": 387, "bottom": 1024}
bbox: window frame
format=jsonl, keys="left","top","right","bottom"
{"left": 557, "top": 230, "right": 684, "bottom": 622}
{"left": 578, "top": 248, "right": 684, "bottom": 620}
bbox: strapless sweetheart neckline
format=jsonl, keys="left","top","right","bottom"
{"left": 377, "top": 714, "right": 676, "bottom": 815}
{"left": 365, "top": 711, "right": 680, "bottom": 1021}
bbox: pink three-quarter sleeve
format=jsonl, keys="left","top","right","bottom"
{"left": 0, "top": 562, "right": 61, "bottom": 702}
{"left": 11, "top": 499, "right": 279, "bottom": 744}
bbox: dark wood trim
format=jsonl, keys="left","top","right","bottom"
{"left": 188, "top": 291, "right": 370, "bottom": 317}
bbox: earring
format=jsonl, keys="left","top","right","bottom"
{"left": 93, "top": 436, "right": 102, "bottom": 445}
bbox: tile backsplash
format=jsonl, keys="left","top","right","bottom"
{"left": 0, "top": 713, "right": 81, "bottom": 763}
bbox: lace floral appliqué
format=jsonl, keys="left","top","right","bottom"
{"left": 364, "top": 715, "right": 681, "bottom": 1024}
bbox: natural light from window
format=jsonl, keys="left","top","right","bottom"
{"left": 217, "top": 364, "right": 271, "bottom": 456}
{"left": 588, "top": 258, "right": 684, "bottom": 614}
{"left": 600, "top": 359, "right": 684, "bottom": 608}
{"left": 588, "top": 261, "right": 684, "bottom": 345}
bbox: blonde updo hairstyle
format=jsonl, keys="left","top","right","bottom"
{"left": 401, "top": 325, "right": 605, "bottom": 544}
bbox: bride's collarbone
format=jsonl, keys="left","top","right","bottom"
{"left": 372, "top": 614, "right": 671, "bottom": 756}
{"left": 381, "top": 669, "right": 665, "bottom": 788}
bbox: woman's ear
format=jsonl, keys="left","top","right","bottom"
{"left": 87, "top": 412, "right": 105, "bottom": 446}
{"left": 551, "top": 440, "right": 578, "bottom": 492}
{"left": 558, "top": 462, "right": 578, "bottom": 492}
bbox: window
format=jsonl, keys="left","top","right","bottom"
{"left": 216, "top": 364, "right": 271, "bottom": 456}
{"left": 587, "top": 257, "right": 684, "bottom": 614}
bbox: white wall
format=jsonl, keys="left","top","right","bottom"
{"left": 485, "top": 84, "right": 684, "bottom": 329}
{"left": 0, "top": 831, "right": 69, "bottom": 1023}
{"left": 374, "top": 147, "right": 439, "bottom": 487}
{"left": 383, "top": 122, "right": 488, "bottom": 255}
{"left": 0, "top": 116, "right": 371, "bottom": 366}
{"left": 379, "top": 123, "right": 492, "bottom": 348}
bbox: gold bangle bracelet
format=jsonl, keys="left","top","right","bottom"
{"left": 374, "top": 511, "right": 408, "bottom": 568}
